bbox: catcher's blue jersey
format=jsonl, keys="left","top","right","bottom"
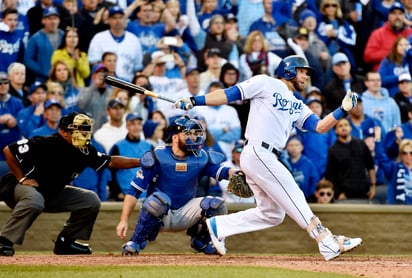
{"left": 130, "top": 146, "right": 229, "bottom": 209}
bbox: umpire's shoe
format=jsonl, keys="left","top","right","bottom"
{"left": 53, "top": 236, "right": 92, "bottom": 255}
{"left": 0, "top": 236, "right": 14, "bottom": 256}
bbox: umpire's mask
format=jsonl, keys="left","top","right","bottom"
{"left": 67, "top": 114, "right": 93, "bottom": 153}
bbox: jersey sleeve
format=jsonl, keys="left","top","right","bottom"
{"left": 7, "top": 137, "right": 38, "bottom": 176}
{"left": 87, "top": 146, "right": 111, "bottom": 172}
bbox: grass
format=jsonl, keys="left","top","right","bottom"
{"left": 0, "top": 265, "right": 357, "bottom": 278}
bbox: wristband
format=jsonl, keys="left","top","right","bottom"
{"left": 19, "top": 176, "right": 27, "bottom": 184}
{"left": 191, "top": 95, "right": 206, "bottom": 106}
{"left": 332, "top": 107, "right": 347, "bottom": 120}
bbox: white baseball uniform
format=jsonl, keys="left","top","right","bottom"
{"left": 213, "top": 74, "right": 316, "bottom": 238}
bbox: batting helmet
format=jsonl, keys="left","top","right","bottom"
{"left": 275, "top": 55, "right": 315, "bottom": 80}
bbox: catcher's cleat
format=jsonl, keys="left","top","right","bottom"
{"left": 319, "top": 234, "right": 363, "bottom": 261}
{"left": 206, "top": 217, "right": 226, "bottom": 255}
{"left": 0, "top": 243, "right": 14, "bottom": 256}
{"left": 53, "top": 236, "right": 92, "bottom": 255}
{"left": 121, "top": 241, "right": 140, "bottom": 255}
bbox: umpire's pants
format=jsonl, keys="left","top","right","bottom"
{"left": 0, "top": 184, "right": 100, "bottom": 244}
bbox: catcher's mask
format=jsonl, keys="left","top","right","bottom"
{"left": 59, "top": 112, "right": 93, "bottom": 153}
{"left": 167, "top": 116, "right": 205, "bottom": 155}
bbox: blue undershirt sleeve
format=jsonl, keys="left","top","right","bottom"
{"left": 302, "top": 114, "right": 320, "bottom": 132}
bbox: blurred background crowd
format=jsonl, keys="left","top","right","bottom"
{"left": 1, "top": 0, "right": 412, "bottom": 205}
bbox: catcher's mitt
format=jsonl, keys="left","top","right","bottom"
{"left": 227, "top": 171, "right": 253, "bottom": 198}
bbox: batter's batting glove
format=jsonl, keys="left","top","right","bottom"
{"left": 175, "top": 97, "right": 195, "bottom": 110}
{"left": 341, "top": 90, "right": 358, "bottom": 112}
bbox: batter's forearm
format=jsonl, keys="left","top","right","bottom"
{"left": 109, "top": 156, "right": 140, "bottom": 169}
{"left": 316, "top": 113, "right": 338, "bottom": 133}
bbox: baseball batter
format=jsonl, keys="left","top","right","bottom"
{"left": 174, "top": 55, "right": 362, "bottom": 260}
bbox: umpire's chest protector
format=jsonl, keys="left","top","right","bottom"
{"left": 154, "top": 149, "right": 208, "bottom": 206}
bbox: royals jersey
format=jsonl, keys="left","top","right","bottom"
{"left": 130, "top": 146, "right": 229, "bottom": 209}
{"left": 8, "top": 134, "right": 111, "bottom": 198}
{"left": 235, "top": 74, "right": 313, "bottom": 151}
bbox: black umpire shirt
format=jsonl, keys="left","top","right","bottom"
{"left": 8, "top": 133, "right": 111, "bottom": 198}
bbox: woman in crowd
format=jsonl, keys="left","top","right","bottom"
{"left": 239, "top": 31, "right": 281, "bottom": 81}
{"left": 51, "top": 27, "right": 90, "bottom": 88}
{"left": 378, "top": 36, "right": 411, "bottom": 96}
{"left": 48, "top": 60, "right": 79, "bottom": 112}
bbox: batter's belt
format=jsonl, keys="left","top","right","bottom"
{"left": 244, "top": 140, "right": 281, "bottom": 157}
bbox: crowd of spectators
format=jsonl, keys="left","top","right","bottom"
{"left": 1, "top": 0, "right": 412, "bottom": 205}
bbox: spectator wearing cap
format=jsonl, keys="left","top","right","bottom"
{"left": 125, "top": 0, "right": 178, "bottom": 56}
{"left": 146, "top": 50, "right": 187, "bottom": 122}
{"left": 279, "top": 26, "right": 325, "bottom": 90}
{"left": 88, "top": 6, "right": 143, "bottom": 82}
{"left": 78, "top": 63, "right": 112, "bottom": 132}
{"left": 143, "top": 119, "right": 165, "bottom": 148}
{"left": 0, "top": 8, "right": 25, "bottom": 73}
{"left": 94, "top": 98, "right": 128, "bottom": 154}
{"left": 16, "top": 81, "right": 48, "bottom": 138}
{"left": 316, "top": 0, "right": 357, "bottom": 71}
{"left": 364, "top": 2, "right": 412, "bottom": 71}
{"left": 26, "top": 0, "right": 71, "bottom": 36}
{"left": 30, "top": 99, "right": 63, "bottom": 137}
{"left": 299, "top": 9, "right": 331, "bottom": 79}
{"left": 402, "top": 0, "right": 412, "bottom": 27}
{"left": 323, "top": 52, "right": 366, "bottom": 111}
{"left": 299, "top": 93, "right": 336, "bottom": 178}
{"left": 109, "top": 112, "right": 152, "bottom": 200}
{"left": 378, "top": 36, "right": 412, "bottom": 97}
{"left": 142, "top": 36, "right": 190, "bottom": 79}
{"left": 393, "top": 73, "right": 412, "bottom": 123}
{"left": 51, "top": 26, "right": 90, "bottom": 88}
{"left": 0, "top": 71, "right": 24, "bottom": 176}
{"left": 175, "top": 67, "right": 205, "bottom": 115}
{"left": 199, "top": 48, "right": 225, "bottom": 92}
{"left": 7, "top": 62, "right": 30, "bottom": 107}
{"left": 239, "top": 30, "right": 282, "bottom": 81}
{"left": 24, "top": 6, "right": 65, "bottom": 84}
{"left": 223, "top": 13, "right": 246, "bottom": 57}
{"left": 286, "top": 134, "right": 320, "bottom": 201}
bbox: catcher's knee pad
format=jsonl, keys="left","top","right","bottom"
{"left": 143, "top": 191, "right": 171, "bottom": 217}
{"left": 131, "top": 192, "right": 171, "bottom": 246}
{"left": 200, "top": 196, "right": 227, "bottom": 218}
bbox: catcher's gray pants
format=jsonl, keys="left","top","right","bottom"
{"left": 0, "top": 184, "right": 100, "bottom": 245}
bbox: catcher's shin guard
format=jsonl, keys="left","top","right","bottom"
{"left": 130, "top": 192, "right": 171, "bottom": 247}
{"left": 187, "top": 220, "right": 217, "bottom": 255}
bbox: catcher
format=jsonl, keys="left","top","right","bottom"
{"left": 116, "top": 116, "right": 250, "bottom": 255}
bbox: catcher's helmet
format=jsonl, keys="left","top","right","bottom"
{"left": 275, "top": 55, "right": 315, "bottom": 80}
{"left": 166, "top": 116, "right": 205, "bottom": 153}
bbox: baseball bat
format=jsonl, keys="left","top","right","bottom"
{"left": 105, "top": 75, "right": 176, "bottom": 104}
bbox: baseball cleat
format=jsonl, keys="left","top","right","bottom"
{"left": 121, "top": 241, "right": 140, "bottom": 256}
{"left": 0, "top": 243, "right": 14, "bottom": 256}
{"left": 206, "top": 217, "right": 226, "bottom": 255}
{"left": 53, "top": 236, "right": 92, "bottom": 255}
{"left": 319, "top": 234, "right": 363, "bottom": 261}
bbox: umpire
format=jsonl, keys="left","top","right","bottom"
{"left": 0, "top": 112, "right": 140, "bottom": 256}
